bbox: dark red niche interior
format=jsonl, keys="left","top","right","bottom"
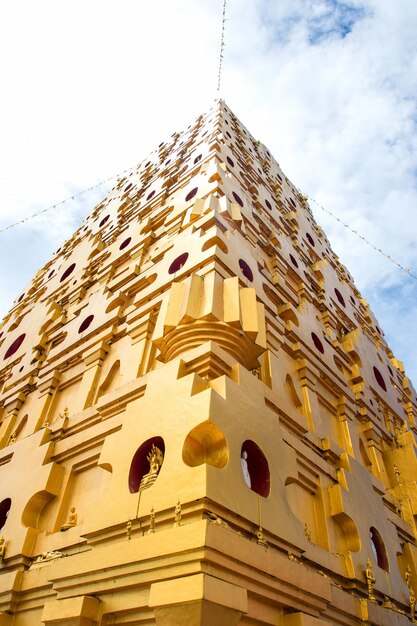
{"left": 194, "top": 155, "right": 202, "bottom": 164}
{"left": 124, "top": 182, "right": 133, "bottom": 192}
{"left": 226, "top": 131, "right": 232, "bottom": 139}
{"left": 265, "top": 199, "right": 272, "bottom": 210}
{"left": 289, "top": 198, "right": 296, "bottom": 208}
{"left": 373, "top": 366, "right": 387, "bottom": 391}
{"left": 165, "top": 159, "right": 171, "bottom": 166}
{"left": 18, "top": 293, "right": 24, "bottom": 302}
{"left": 311, "top": 332, "right": 324, "bottom": 354}
{"left": 350, "top": 296, "right": 356, "bottom": 305}
{"left": 0, "top": 332, "right": 3, "bottom": 339}
{"left": 146, "top": 190, "right": 155, "bottom": 201}
{"left": 168, "top": 253, "right": 189, "bottom": 275}
{"left": 48, "top": 269, "right": 55, "bottom": 279}
{"left": 375, "top": 326, "right": 381, "bottom": 336}
{"left": 78, "top": 315, "right": 94, "bottom": 334}
{"left": 306, "top": 233, "right": 315, "bottom": 247}
{"left": 119, "top": 237, "right": 132, "bottom": 250}
{"left": 0, "top": 498, "right": 11, "bottom": 530}
{"left": 370, "top": 527, "right": 389, "bottom": 571}
{"left": 232, "top": 191, "right": 244, "bottom": 207}
{"left": 239, "top": 259, "right": 254, "bottom": 282}
{"left": 99, "top": 215, "right": 110, "bottom": 227}
{"left": 4, "top": 334, "right": 26, "bottom": 360}
{"left": 289, "top": 254, "right": 298, "bottom": 268}
{"left": 60, "top": 263, "right": 76, "bottom": 282}
{"left": 227, "top": 156, "right": 234, "bottom": 167}
{"left": 334, "top": 288, "right": 346, "bottom": 307}
{"left": 145, "top": 161, "right": 151, "bottom": 168}
{"left": 185, "top": 187, "right": 198, "bottom": 202}
{"left": 129, "top": 437, "right": 165, "bottom": 493}
{"left": 388, "top": 366, "right": 393, "bottom": 376}
{"left": 241, "top": 440, "right": 270, "bottom": 498}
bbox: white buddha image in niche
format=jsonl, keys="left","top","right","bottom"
{"left": 241, "top": 450, "right": 251, "bottom": 488}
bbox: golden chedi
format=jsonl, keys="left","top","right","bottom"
{"left": 0, "top": 100, "right": 416, "bottom": 625}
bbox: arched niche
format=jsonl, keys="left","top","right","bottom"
{"left": 96, "top": 360, "right": 121, "bottom": 401}
{"left": 0, "top": 498, "right": 11, "bottom": 530}
{"left": 332, "top": 511, "right": 361, "bottom": 553}
{"left": 359, "top": 438, "right": 372, "bottom": 469}
{"left": 21, "top": 491, "right": 55, "bottom": 529}
{"left": 182, "top": 421, "right": 228, "bottom": 468}
{"left": 285, "top": 478, "right": 328, "bottom": 549}
{"left": 240, "top": 440, "right": 270, "bottom": 498}
{"left": 285, "top": 374, "right": 302, "bottom": 409}
{"left": 129, "top": 437, "right": 165, "bottom": 494}
{"left": 370, "top": 526, "right": 389, "bottom": 571}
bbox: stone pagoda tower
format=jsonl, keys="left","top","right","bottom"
{"left": 0, "top": 100, "right": 417, "bottom": 626}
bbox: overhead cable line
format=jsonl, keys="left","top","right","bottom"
{"left": 217, "top": 0, "right": 227, "bottom": 93}
{"left": 0, "top": 155, "right": 415, "bottom": 282}
{"left": 0, "top": 167, "right": 133, "bottom": 235}
{"left": 302, "top": 192, "right": 417, "bottom": 281}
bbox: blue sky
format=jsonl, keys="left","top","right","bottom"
{"left": 1, "top": 0, "right": 417, "bottom": 383}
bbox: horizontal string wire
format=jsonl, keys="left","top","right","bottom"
{"left": 0, "top": 156, "right": 414, "bottom": 282}
{"left": 302, "top": 191, "right": 417, "bottom": 281}
{"left": 217, "top": 0, "right": 227, "bottom": 93}
{"left": 0, "top": 167, "right": 132, "bottom": 234}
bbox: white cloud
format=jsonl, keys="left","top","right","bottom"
{"left": 0, "top": 0, "right": 416, "bottom": 382}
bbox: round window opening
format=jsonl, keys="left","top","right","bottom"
{"left": 168, "top": 252, "right": 189, "bottom": 275}
{"left": 99, "top": 215, "right": 110, "bottom": 227}
{"left": 128, "top": 437, "right": 165, "bottom": 494}
{"left": 240, "top": 440, "right": 270, "bottom": 498}
{"left": 239, "top": 259, "right": 254, "bottom": 282}
{"left": 334, "top": 288, "right": 346, "bottom": 307}
{"left": 311, "top": 332, "right": 324, "bottom": 355}
{"left": 232, "top": 191, "right": 244, "bottom": 207}
{"left": 265, "top": 199, "right": 272, "bottom": 210}
{"left": 119, "top": 237, "right": 132, "bottom": 250}
{"left": 373, "top": 366, "right": 387, "bottom": 392}
{"left": 60, "top": 263, "right": 76, "bottom": 283}
{"left": 78, "top": 315, "right": 94, "bottom": 334}
{"left": 4, "top": 334, "right": 26, "bottom": 360}
{"left": 185, "top": 187, "right": 198, "bottom": 202}
{"left": 0, "top": 498, "right": 11, "bottom": 531}
{"left": 370, "top": 527, "right": 389, "bottom": 571}
{"left": 289, "top": 254, "right": 298, "bottom": 268}
{"left": 227, "top": 156, "right": 234, "bottom": 167}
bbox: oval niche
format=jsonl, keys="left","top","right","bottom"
{"left": 129, "top": 436, "right": 165, "bottom": 494}
{"left": 240, "top": 440, "right": 270, "bottom": 497}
